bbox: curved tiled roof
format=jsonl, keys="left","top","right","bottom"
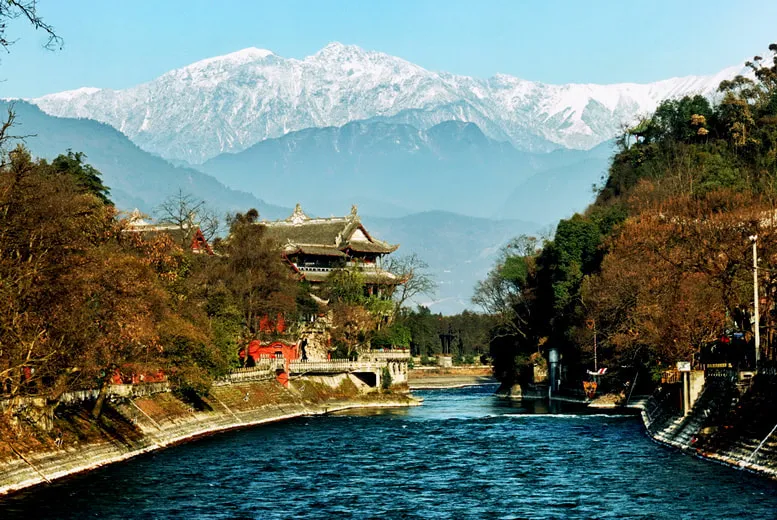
{"left": 260, "top": 204, "right": 398, "bottom": 255}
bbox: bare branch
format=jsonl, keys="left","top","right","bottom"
{"left": 0, "top": 1, "right": 62, "bottom": 52}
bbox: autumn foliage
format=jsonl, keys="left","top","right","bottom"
{"left": 0, "top": 146, "right": 302, "bottom": 419}
{"left": 479, "top": 44, "right": 777, "bottom": 389}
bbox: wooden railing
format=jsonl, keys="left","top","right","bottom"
{"left": 662, "top": 370, "right": 682, "bottom": 384}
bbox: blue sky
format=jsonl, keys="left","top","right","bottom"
{"left": 2, "top": 0, "right": 777, "bottom": 98}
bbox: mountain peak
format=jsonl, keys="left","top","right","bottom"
{"left": 30, "top": 43, "right": 751, "bottom": 164}
{"left": 312, "top": 41, "right": 369, "bottom": 60}
{"left": 186, "top": 47, "right": 276, "bottom": 69}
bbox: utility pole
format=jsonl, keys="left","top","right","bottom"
{"left": 750, "top": 235, "right": 760, "bottom": 368}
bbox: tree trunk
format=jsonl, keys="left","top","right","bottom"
{"left": 91, "top": 378, "right": 109, "bottom": 419}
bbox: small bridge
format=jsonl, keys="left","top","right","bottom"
{"left": 289, "top": 357, "right": 408, "bottom": 387}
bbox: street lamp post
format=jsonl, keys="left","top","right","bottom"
{"left": 750, "top": 235, "right": 760, "bottom": 368}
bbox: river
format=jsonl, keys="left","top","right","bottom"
{"left": 2, "top": 384, "right": 777, "bottom": 519}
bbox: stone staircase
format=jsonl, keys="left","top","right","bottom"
{"left": 695, "top": 375, "right": 777, "bottom": 467}
{"left": 649, "top": 376, "right": 740, "bottom": 448}
{"left": 644, "top": 373, "right": 777, "bottom": 478}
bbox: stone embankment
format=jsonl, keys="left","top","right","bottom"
{"left": 408, "top": 366, "right": 495, "bottom": 389}
{"left": 0, "top": 373, "right": 419, "bottom": 496}
{"left": 641, "top": 371, "right": 777, "bottom": 480}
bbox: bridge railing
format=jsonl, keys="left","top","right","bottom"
{"left": 358, "top": 350, "right": 411, "bottom": 361}
{"left": 705, "top": 366, "right": 738, "bottom": 381}
{"left": 289, "top": 360, "right": 381, "bottom": 374}
{"left": 4, "top": 357, "right": 396, "bottom": 405}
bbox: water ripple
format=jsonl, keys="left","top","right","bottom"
{"left": 2, "top": 385, "right": 777, "bottom": 519}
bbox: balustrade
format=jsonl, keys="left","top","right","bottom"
{"left": 359, "top": 350, "right": 411, "bottom": 361}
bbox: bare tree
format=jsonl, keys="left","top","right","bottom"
{"left": 384, "top": 253, "right": 436, "bottom": 314}
{"left": 1, "top": 1, "right": 62, "bottom": 152}
{"left": 155, "top": 189, "right": 221, "bottom": 244}
{"left": 0, "top": 1, "right": 61, "bottom": 52}
{"left": 472, "top": 235, "right": 539, "bottom": 340}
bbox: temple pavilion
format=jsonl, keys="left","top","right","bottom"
{"left": 260, "top": 204, "right": 400, "bottom": 295}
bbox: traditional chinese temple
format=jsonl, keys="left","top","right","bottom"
{"left": 260, "top": 204, "right": 400, "bottom": 295}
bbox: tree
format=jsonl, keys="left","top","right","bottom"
{"left": 50, "top": 150, "right": 112, "bottom": 205}
{"left": 155, "top": 189, "right": 220, "bottom": 244}
{"left": 0, "top": 147, "right": 115, "bottom": 407}
{"left": 0, "top": 1, "right": 60, "bottom": 53}
{"left": 210, "top": 209, "right": 297, "bottom": 336}
{"left": 329, "top": 303, "right": 376, "bottom": 358}
{"left": 0, "top": 147, "right": 226, "bottom": 418}
{"left": 473, "top": 235, "right": 539, "bottom": 340}
{"left": 401, "top": 306, "right": 439, "bottom": 356}
{"left": 384, "top": 253, "right": 436, "bottom": 314}
{"left": 324, "top": 265, "right": 366, "bottom": 305}
{"left": 1, "top": 1, "right": 61, "bottom": 150}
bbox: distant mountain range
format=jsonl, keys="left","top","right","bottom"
{"left": 198, "top": 118, "right": 612, "bottom": 222}
{"left": 3, "top": 101, "right": 535, "bottom": 314}
{"left": 30, "top": 42, "right": 742, "bottom": 164}
{"left": 1, "top": 101, "right": 286, "bottom": 218}
{"left": 11, "top": 43, "right": 746, "bottom": 313}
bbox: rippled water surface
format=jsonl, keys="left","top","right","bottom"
{"left": 3, "top": 385, "right": 777, "bottom": 519}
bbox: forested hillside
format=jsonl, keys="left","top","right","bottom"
{"left": 482, "top": 45, "right": 777, "bottom": 389}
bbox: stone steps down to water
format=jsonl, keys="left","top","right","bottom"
{"left": 0, "top": 373, "right": 418, "bottom": 497}
{"left": 643, "top": 373, "right": 777, "bottom": 479}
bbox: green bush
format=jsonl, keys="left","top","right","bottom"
{"left": 381, "top": 367, "right": 392, "bottom": 390}
{"left": 420, "top": 355, "right": 436, "bottom": 366}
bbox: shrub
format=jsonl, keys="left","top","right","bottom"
{"left": 381, "top": 367, "right": 392, "bottom": 390}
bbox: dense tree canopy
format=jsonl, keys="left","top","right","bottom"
{"left": 480, "top": 44, "right": 777, "bottom": 389}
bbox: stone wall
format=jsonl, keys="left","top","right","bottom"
{"left": 0, "top": 375, "right": 419, "bottom": 497}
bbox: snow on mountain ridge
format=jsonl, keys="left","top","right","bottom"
{"left": 30, "top": 43, "right": 748, "bottom": 163}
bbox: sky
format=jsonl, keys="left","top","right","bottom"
{"left": 2, "top": 0, "right": 777, "bottom": 98}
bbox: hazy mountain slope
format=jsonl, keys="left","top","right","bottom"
{"left": 498, "top": 158, "right": 607, "bottom": 224}
{"left": 495, "top": 141, "right": 615, "bottom": 222}
{"left": 199, "top": 120, "right": 541, "bottom": 218}
{"left": 364, "top": 211, "right": 537, "bottom": 314}
{"left": 31, "top": 43, "right": 743, "bottom": 163}
{"left": 199, "top": 118, "right": 613, "bottom": 221}
{"left": 2, "top": 101, "right": 287, "bottom": 218}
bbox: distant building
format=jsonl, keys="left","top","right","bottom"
{"left": 260, "top": 204, "right": 400, "bottom": 295}
{"left": 124, "top": 209, "right": 214, "bottom": 255}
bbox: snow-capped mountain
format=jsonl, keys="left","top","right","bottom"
{"left": 31, "top": 42, "right": 743, "bottom": 164}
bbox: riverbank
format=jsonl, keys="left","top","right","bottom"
{"left": 639, "top": 374, "right": 777, "bottom": 481}
{"left": 0, "top": 374, "right": 419, "bottom": 497}
{"left": 408, "top": 366, "right": 496, "bottom": 389}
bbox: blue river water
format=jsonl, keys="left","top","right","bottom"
{"left": 3, "top": 384, "right": 777, "bottom": 519}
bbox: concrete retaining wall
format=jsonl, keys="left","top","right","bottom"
{"left": 0, "top": 376, "right": 419, "bottom": 497}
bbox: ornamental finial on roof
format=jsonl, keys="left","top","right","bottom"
{"left": 127, "top": 208, "right": 149, "bottom": 226}
{"left": 350, "top": 204, "right": 358, "bottom": 216}
{"left": 289, "top": 203, "right": 308, "bottom": 224}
